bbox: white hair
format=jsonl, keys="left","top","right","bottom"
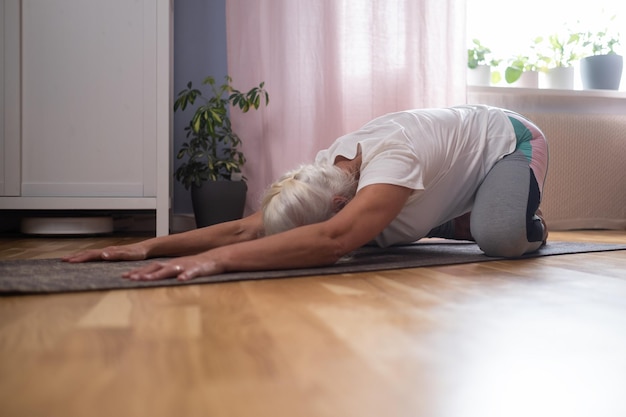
{"left": 261, "top": 164, "right": 357, "bottom": 235}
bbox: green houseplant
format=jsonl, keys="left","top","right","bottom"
{"left": 174, "top": 75, "right": 269, "bottom": 227}
{"left": 580, "top": 17, "right": 623, "bottom": 90}
{"left": 582, "top": 28, "right": 620, "bottom": 56}
{"left": 503, "top": 37, "right": 548, "bottom": 87}
{"left": 467, "top": 38, "right": 502, "bottom": 85}
{"left": 539, "top": 33, "right": 582, "bottom": 68}
{"left": 534, "top": 31, "right": 582, "bottom": 89}
{"left": 504, "top": 54, "right": 541, "bottom": 87}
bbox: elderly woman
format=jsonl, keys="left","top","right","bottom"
{"left": 63, "top": 104, "right": 549, "bottom": 281}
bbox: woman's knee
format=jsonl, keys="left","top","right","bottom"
{"left": 476, "top": 235, "right": 528, "bottom": 258}
{"left": 471, "top": 211, "right": 527, "bottom": 258}
{"left": 474, "top": 226, "right": 545, "bottom": 257}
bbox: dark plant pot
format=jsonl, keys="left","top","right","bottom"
{"left": 580, "top": 54, "right": 623, "bottom": 90}
{"left": 191, "top": 180, "right": 247, "bottom": 228}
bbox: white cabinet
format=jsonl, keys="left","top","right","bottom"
{"left": 1, "top": 0, "right": 171, "bottom": 235}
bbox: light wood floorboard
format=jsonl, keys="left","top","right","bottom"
{"left": 1, "top": 231, "right": 625, "bottom": 417}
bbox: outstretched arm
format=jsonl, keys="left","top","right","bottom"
{"left": 61, "top": 211, "right": 265, "bottom": 263}
{"left": 123, "top": 183, "right": 412, "bottom": 281}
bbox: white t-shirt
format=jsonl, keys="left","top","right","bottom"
{"left": 315, "top": 105, "right": 517, "bottom": 247}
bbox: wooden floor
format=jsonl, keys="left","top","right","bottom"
{"left": 1, "top": 230, "right": 626, "bottom": 417}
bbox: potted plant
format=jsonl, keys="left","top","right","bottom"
{"left": 580, "top": 17, "right": 623, "bottom": 90}
{"left": 174, "top": 75, "right": 269, "bottom": 228}
{"left": 535, "top": 31, "right": 582, "bottom": 89}
{"left": 467, "top": 38, "right": 501, "bottom": 86}
{"left": 504, "top": 53, "right": 541, "bottom": 88}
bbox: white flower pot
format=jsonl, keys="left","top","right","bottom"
{"left": 540, "top": 66, "right": 575, "bottom": 89}
{"left": 509, "top": 71, "right": 539, "bottom": 88}
{"left": 467, "top": 65, "right": 491, "bottom": 86}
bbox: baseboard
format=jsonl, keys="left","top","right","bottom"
{"left": 0, "top": 210, "right": 159, "bottom": 236}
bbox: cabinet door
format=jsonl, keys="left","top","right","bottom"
{"left": 20, "top": 0, "right": 158, "bottom": 197}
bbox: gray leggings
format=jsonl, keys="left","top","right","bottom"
{"left": 428, "top": 149, "right": 545, "bottom": 257}
{"left": 471, "top": 149, "right": 545, "bottom": 257}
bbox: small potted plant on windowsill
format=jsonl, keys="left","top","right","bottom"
{"left": 535, "top": 31, "right": 582, "bottom": 89}
{"left": 503, "top": 37, "right": 550, "bottom": 89}
{"left": 467, "top": 38, "right": 502, "bottom": 86}
{"left": 580, "top": 16, "right": 623, "bottom": 90}
{"left": 174, "top": 75, "right": 269, "bottom": 228}
{"left": 504, "top": 54, "right": 542, "bottom": 88}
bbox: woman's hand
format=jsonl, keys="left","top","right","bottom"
{"left": 122, "top": 254, "right": 224, "bottom": 282}
{"left": 61, "top": 243, "right": 149, "bottom": 263}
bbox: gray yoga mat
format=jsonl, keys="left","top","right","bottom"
{"left": 1, "top": 241, "right": 625, "bottom": 294}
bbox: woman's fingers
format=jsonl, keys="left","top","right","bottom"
{"left": 122, "top": 257, "right": 222, "bottom": 282}
{"left": 175, "top": 263, "right": 210, "bottom": 282}
{"left": 62, "top": 245, "right": 147, "bottom": 263}
{"left": 100, "top": 247, "right": 146, "bottom": 261}
{"left": 123, "top": 262, "right": 165, "bottom": 280}
{"left": 62, "top": 249, "right": 111, "bottom": 263}
{"left": 123, "top": 261, "right": 183, "bottom": 281}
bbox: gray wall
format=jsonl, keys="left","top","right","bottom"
{"left": 173, "top": 0, "right": 228, "bottom": 214}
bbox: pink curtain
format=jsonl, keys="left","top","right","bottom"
{"left": 226, "top": 0, "right": 467, "bottom": 213}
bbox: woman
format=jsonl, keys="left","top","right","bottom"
{"left": 63, "top": 104, "right": 549, "bottom": 281}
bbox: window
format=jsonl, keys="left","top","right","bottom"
{"left": 467, "top": 0, "right": 626, "bottom": 90}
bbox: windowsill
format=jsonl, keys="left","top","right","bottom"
{"left": 467, "top": 85, "right": 626, "bottom": 114}
{"left": 467, "top": 85, "right": 626, "bottom": 99}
